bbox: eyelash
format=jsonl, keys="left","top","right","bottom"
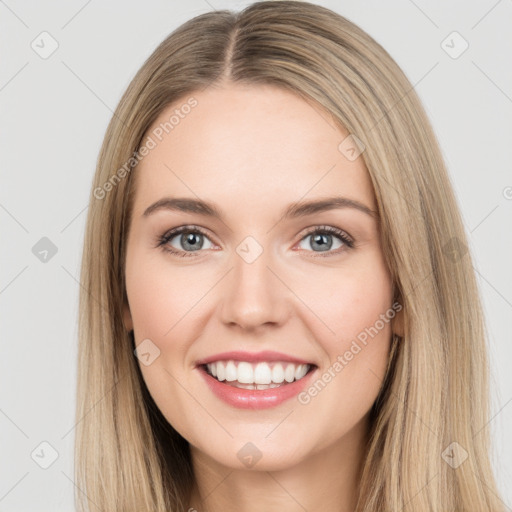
{"left": 155, "top": 224, "right": 354, "bottom": 258}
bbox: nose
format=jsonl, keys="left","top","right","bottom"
{"left": 219, "top": 244, "right": 291, "bottom": 332}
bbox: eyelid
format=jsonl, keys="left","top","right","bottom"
{"left": 299, "top": 224, "right": 353, "bottom": 242}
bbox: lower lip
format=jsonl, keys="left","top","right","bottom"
{"left": 197, "top": 365, "right": 316, "bottom": 410}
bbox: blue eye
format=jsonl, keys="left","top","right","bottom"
{"left": 296, "top": 226, "right": 354, "bottom": 255}
{"left": 157, "top": 226, "right": 214, "bottom": 257}
{"left": 156, "top": 225, "right": 354, "bottom": 258}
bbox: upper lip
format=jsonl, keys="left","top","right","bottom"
{"left": 195, "top": 350, "right": 315, "bottom": 366}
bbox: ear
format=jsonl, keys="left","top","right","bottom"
{"left": 123, "top": 299, "right": 134, "bottom": 332}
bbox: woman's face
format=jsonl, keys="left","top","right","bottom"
{"left": 123, "top": 83, "right": 400, "bottom": 470}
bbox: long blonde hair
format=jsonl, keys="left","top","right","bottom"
{"left": 75, "top": 1, "right": 504, "bottom": 510}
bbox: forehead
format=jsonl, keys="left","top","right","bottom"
{"left": 131, "top": 83, "right": 375, "bottom": 216}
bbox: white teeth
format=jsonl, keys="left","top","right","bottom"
{"left": 229, "top": 382, "right": 289, "bottom": 390}
{"left": 271, "top": 364, "right": 285, "bottom": 383}
{"left": 254, "top": 362, "right": 272, "bottom": 384}
{"left": 225, "top": 361, "right": 237, "bottom": 382}
{"left": 205, "top": 360, "right": 312, "bottom": 385}
{"left": 256, "top": 383, "right": 281, "bottom": 390}
{"left": 284, "top": 364, "right": 296, "bottom": 383}
{"left": 295, "top": 364, "right": 308, "bottom": 380}
{"left": 216, "top": 362, "right": 226, "bottom": 381}
{"left": 235, "top": 382, "right": 256, "bottom": 390}
{"left": 237, "top": 362, "right": 254, "bottom": 384}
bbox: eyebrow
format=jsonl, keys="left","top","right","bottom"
{"left": 142, "top": 196, "right": 378, "bottom": 220}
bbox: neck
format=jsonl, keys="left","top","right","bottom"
{"left": 188, "top": 416, "right": 368, "bottom": 512}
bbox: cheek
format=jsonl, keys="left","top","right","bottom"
{"left": 125, "top": 251, "right": 207, "bottom": 353}
{"left": 298, "top": 255, "right": 394, "bottom": 413}
{"left": 125, "top": 252, "right": 209, "bottom": 431}
{"left": 304, "top": 255, "right": 393, "bottom": 346}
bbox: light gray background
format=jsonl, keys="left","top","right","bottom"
{"left": 1, "top": 0, "right": 511, "bottom": 510}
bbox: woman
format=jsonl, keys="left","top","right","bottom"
{"left": 75, "top": 1, "right": 504, "bottom": 510}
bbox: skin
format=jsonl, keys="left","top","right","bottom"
{"left": 123, "top": 82, "right": 403, "bottom": 512}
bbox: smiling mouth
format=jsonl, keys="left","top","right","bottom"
{"left": 201, "top": 360, "right": 316, "bottom": 390}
